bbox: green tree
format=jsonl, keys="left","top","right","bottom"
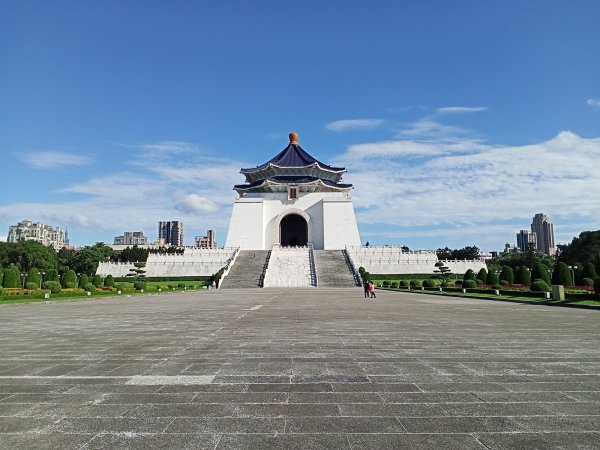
{"left": 463, "top": 269, "right": 476, "bottom": 281}
{"left": 486, "top": 270, "right": 499, "bottom": 286}
{"left": 499, "top": 266, "right": 514, "bottom": 285}
{"left": 531, "top": 262, "right": 551, "bottom": 285}
{"left": 119, "top": 245, "right": 149, "bottom": 263}
{"left": 476, "top": 268, "right": 488, "bottom": 283}
{"left": 0, "top": 268, "right": 3, "bottom": 287}
{"left": 46, "top": 269, "right": 60, "bottom": 282}
{"left": 3, "top": 265, "right": 20, "bottom": 288}
{"left": 434, "top": 262, "right": 452, "bottom": 286}
{"left": 515, "top": 266, "right": 531, "bottom": 285}
{"left": 582, "top": 262, "right": 598, "bottom": 280}
{"left": 62, "top": 269, "right": 78, "bottom": 288}
{"left": 552, "top": 262, "right": 572, "bottom": 286}
{"left": 92, "top": 274, "right": 103, "bottom": 287}
{"left": 69, "top": 243, "right": 117, "bottom": 275}
{"left": 104, "top": 274, "right": 115, "bottom": 287}
{"left": 79, "top": 274, "right": 89, "bottom": 288}
{"left": 25, "top": 268, "right": 41, "bottom": 288}
{"left": 557, "top": 230, "right": 600, "bottom": 268}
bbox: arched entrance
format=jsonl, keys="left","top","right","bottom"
{"left": 280, "top": 214, "right": 308, "bottom": 246}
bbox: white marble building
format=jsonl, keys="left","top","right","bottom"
{"left": 225, "top": 132, "right": 361, "bottom": 250}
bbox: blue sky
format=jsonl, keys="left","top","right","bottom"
{"left": 1, "top": 1, "right": 599, "bottom": 251}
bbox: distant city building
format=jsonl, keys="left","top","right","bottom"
{"left": 504, "top": 242, "right": 520, "bottom": 254}
{"left": 531, "top": 213, "right": 556, "bottom": 256}
{"left": 195, "top": 229, "right": 217, "bottom": 249}
{"left": 7, "top": 220, "right": 67, "bottom": 251}
{"left": 516, "top": 229, "right": 537, "bottom": 253}
{"left": 114, "top": 231, "right": 148, "bottom": 246}
{"left": 158, "top": 221, "right": 184, "bottom": 247}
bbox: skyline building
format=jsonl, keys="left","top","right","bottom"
{"left": 114, "top": 231, "right": 148, "bottom": 246}
{"left": 516, "top": 229, "right": 537, "bottom": 253}
{"left": 531, "top": 213, "right": 556, "bottom": 256}
{"left": 7, "top": 220, "right": 68, "bottom": 251}
{"left": 195, "top": 230, "right": 217, "bottom": 249}
{"left": 158, "top": 221, "right": 184, "bottom": 247}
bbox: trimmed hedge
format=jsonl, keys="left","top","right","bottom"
{"left": 113, "top": 276, "right": 210, "bottom": 282}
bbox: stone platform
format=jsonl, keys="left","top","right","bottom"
{"left": 1, "top": 289, "right": 599, "bottom": 449}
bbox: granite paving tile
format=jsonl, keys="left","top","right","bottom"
{"left": 83, "top": 433, "right": 221, "bottom": 450}
{"left": 286, "top": 416, "right": 406, "bottom": 433}
{"left": 347, "top": 433, "right": 486, "bottom": 449}
{"left": 216, "top": 433, "right": 350, "bottom": 449}
{"left": 165, "top": 417, "right": 285, "bottom": 433}
{"left": 398, "top": 416, "right": 526, "bottom": 433}
{"left": 475, "top": 431, "right": 600, "bottom": 449}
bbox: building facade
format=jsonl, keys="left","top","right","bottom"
{"left": 7, "top": 220, "right": 68, "bottom": 251}
{"left": 516, "top": 229, "right": 537, "bottom": 253}
{"left": 114, "top": 231, "right": 148, "bottom": 246}
{"left": 225, "top": 132, "right": 361, "bottom": 250}
{"left": 158, "top": 221, "right": 184, "bottom": 247}
{"left": 195, "top": 230, "right": 217, "bottom": 249}
{"left": 531, "top": 213, "right": 556, "bottom": 256}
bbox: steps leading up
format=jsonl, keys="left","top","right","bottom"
{"left": 263, "top": 247, "right": 315, "bottom": 288}
{"left": 314, "top": 250, "right": 359, "bottom": 288}
{"left": 219, "top": 250, "right": 270, "bottom": 289}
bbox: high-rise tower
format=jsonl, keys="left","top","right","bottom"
{"left": 531, "top": 213, "right": 555, "bottom": 256}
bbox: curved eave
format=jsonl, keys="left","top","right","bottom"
{"left": 241, "top": 162, "right": 345, "bottom": 175}
{"left": 234, "top": 178, "right": 352, "bottom": 195}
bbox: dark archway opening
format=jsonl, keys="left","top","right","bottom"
{"left": 280, "top": 214, "right": 308, "bottom": 246}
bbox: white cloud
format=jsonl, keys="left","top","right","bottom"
{"left": 138, "top": 141, "right": 199, "bottom": 154}
{"left": 0, "top": 235, "right": 6, "bottom": 242}
{"left": 174, "top": 193, "right": 218, "bottom": 215}
{"left": 436, "top": 106, "right": 488, "bottom": 114}
{"left": 20, "top": 151, "right": 92, "bottom": 169}
{"left": 587, "top": 98, "right": 600, "bottom": 110}
{"left": 325, "top": 119, "right": 386, "bottom": 132}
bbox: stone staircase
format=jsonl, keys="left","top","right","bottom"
{"left": 263, "top": 247, "right": 315, "bottom": 288}
{"left": 314, "top": 250, "right": 360, "bottom": 288}
{"left": 219, "top": 250, "right": 270, "bottom": 289}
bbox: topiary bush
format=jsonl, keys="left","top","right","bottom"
{"left": 475, "top": 279, "right": 484, "bottom": 286}
{"left": 49, "top": 283, "right": 62, "bottom": 294}
{"left": 463, "top": 279, "right": 477, "bottom": 289}
{"left": 582, "top": 277, "right": 594, "bottom": 287}
{"left": 79, "top": 274, "right": 89, "bottom": 288}
{"left": 422, "top": 279, "right": 435, "bottom": 288}
{"left": 530, "top": 279, "right": 550, "bottom": 292}
{"left": 65, "top": 282, "right": 77, "bottom": 289}
{"left": 104, "top": 274, "right": 115, "bottom": 287}
{"left": 594, "top": 277, "right": 600, "bottom": 296}
{"left": 382, "top": 281, "right": 391, "bottom": 286}
{"left": 454, "top": 280, "right": 463, "bottom": 286}
{"left": 134, "top": 281, "right": 146, "bottom": 291}
{"left": 178, "top": 282, "right": 186, "bottom": 288}
{"left": 391, "top": 282, "right": 399, "bottom": 288}
{"left": 84, "top": 283, "right": 96, "bottom": 292}
{"left": 400, "top": 280, "right": 409, "bottom": 288}
{"left": 25, "top": 282, "right": 38, "bottom": 290}
{"left": 499, "top": 280, "right": 509, "bottom": 286}
{"left": 410, "top": 280, "right": 422, "bottom": 288}
{"left": 62, "top": 269, "right": 77, "bottom": 288}
{"left": 93, "top": 274, "right": 103, "bottom": 287}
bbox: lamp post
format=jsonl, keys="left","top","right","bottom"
{"left": 39, "top": 271, "right": 45, "bottom": 289}
{"left": 568, "top": 265, "right": 578, "bottom": 286}
{"left": 21, "top": 272, "right": 27, "bottom": 289}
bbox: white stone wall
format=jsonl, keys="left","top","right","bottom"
{"left": 225, "top": 191, "right": 361, "bottom": 250}
{"left": 96, "top": 248, "right": 237, "bottom": 277}
{"left": 346, "top": 246, "right": 486, "bottom": 276}
{"left": 263, "top": 247, "right": 314, "bottom": 287}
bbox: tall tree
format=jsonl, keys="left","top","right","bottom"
{"left": 2, "top": 265, "right": 20, "bottom": 288}
{"left": 552, "top": 262, "right": 572, "bottom": 286}
{"left": 499, "top": 266, "right": 514, "bottom": 284}
{"left": 531, "top": 261, "right": 551, "bottom": 284}
{"left": 515, "top": 266, "right": 531, "bottom": 285}
{"left": 476, "top": 268, "right": 488, "bottom": 283}
{"left": 581, "top": 262, "right": 598, "bottom": 280}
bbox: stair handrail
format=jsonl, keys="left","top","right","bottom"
{"left": 344, "top": 246, "right": 362, "bottom": 287}
{"left": 217, "top": 247, "right": 240, "bottom": 289}
{"left": 308, "top": 244, "right": 318, "bottom": 288}
{"left": 258, "top": 250, "right": 272, "bottom": 287}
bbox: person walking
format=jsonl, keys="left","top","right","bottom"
{"left": 369, "top": 281, "right": 376, "bottom": 298}
{"left": 363, "top": 279, "right": 370, "bottom": 298}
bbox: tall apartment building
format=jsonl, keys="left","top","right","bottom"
{"left": 194, "top": 229, "right": 217, "bottom": 249}
{"left": 7, "top": 220, "right": 68, "bottom": 251}
{"left": 516, "top": 229, "right": 537, "bottom": 253}
{"left": 158, "top": 221, "right": 184, "bottom": 247}
{"left": 114, "top": 231, "right": 148, "bottom": 246}
{"left": 531, "top": 213, "right": 556, "bottom": 256}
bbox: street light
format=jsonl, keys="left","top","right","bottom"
{"left": 39, "top": 271, "right": 45, "bottom": 289}
{"left": 568, "top": 265, "right": 578, "bottom": 286}
{"left": 21, "top": 272, "right": 27, "bottom": 289}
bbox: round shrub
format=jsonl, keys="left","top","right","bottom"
{"left": 134, "top": 281, "right": 146, "bottom": 291}
{"left": 491, "top": 284, "right": 501, "bottom": 290}
{"left": 382, "top": 281, "right": 391, "bottom": 286}
{"left": 65, "top": 282, "right": 76, "bottom": 289}
{"left": 422, "top": 279, "right": 435, "bottom": 288}
{"left": 400, "top": 280, "right": 409, "bottom": 288}
{"left": 391, "top": 282, "right": 399, "bottom": 288}
{"left": 499, "top": 280, "right": 509, "bottom": 286}
{"left": 84, "top": 283, "right": 96, "bottom": 292}
{"left": 79, "top": 274, "right": 89, "bottom": 288}
{"left": 25, "top": 282, "right": 38, "bottom": 290}
{"left": 62, "top": 270, "right": 77, "bottom": 288}
{"left": 475, "top": 279, "right": 484, "bottom": 286}
{"left": 92, "top": 274, "right": 103, "bottom": 287}
{"left": 410, "top": 280, "right": 422, "bottom": 288}
{"left": 530, "top": 280, "right": 550, "bottom": 292}
{"left": 178, "top": 282, "right": 186, "bottom": 288}
{"left": 454, "top": 280, "right": 463, "bottom": 286}
{"left": 50, "top": 284, "right": 62, "bottom": 294}
{"left": 104, "top": 275, "right": 115, "bottom": 287}
{"left": 582, "top": 277, "right": 594, "bottom": 287}
{"left": 167, "top": 284, "right": 175, "bottom": 289}
{"left": 463, "top": 279, "right": 477, "bottom": 289}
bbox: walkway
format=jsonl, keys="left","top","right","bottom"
{"left": 1, "top": 289, "right": 599, "bottom": 448}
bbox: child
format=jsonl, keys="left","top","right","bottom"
{"left": 369, "top": 281, "right": 376, "bottom": 298}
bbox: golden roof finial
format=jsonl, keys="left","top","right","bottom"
{"left": 289, "top": 131, "right": 299, "bottom": 145}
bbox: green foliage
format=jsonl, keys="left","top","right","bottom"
{"left": 582, "top": 278, "right": 594, "bottom": 287}
{"left": 422, "top": 279, "right": 435, "bottom": 288}
{"left": 557, "top": 230, "right": 600, "bottom": 269}
{"left": 3, "top": 265, "right": 20, "bottom": 288}
{"left": 530, "top": 279, "right": 550, "bottom": 292}
{"left": 0, "top": 240, "right": 58, "bottom": 273}
{"left": 409, "top": 280, "right": 422, "bottom": 288}
{"left": 50, "top": 284, "right": 62, "bottom": 294}
{"left": 581, "top": 262, "right": 598, "bottom": 280}
{"left": 436, "top": 246, "right": 480, "bottom": 260}
{"left": 531, "top": 262, "right": 551, "bottom": 284}
{"left": 46, "top": 269, "right": 60, "bottom": 282}
{"left": 391, "top": 282, "right": 399, "bottom": 288}
{"left": 476, "top": 268, "right": 488, "bottom": 282}
{"left": 499, "top": 280, "right": 510, "bottom": 286}
{"left": 119, "top": 245, "right": 149, "bottom": 263}
{"left": 178, "top": 282, "right": 186, "bottom": 288}
{"left": 463, "top": 279, "right": 477, "bottom": 289}
{"left": 552, "top": 262, "right": 572, "bottom": 286}
{"left": 0, "top": 268, "right": 3, "bottom": 287}
{"left": 475, "top": 279, "right": 484, "bottom": 286}
{"left": 79, "top": 274, "right": 89, "bottom": 288}
{"left": 92, "top": 274, "right": 103, "bottom": 287}
{"left": 25, "top": 282, "right": 38, "bottom": 290}
{"left": 433, "top": 261, "right": 452, "bottom": 283}
{"left": 595, "top": 277, "right": 600, "bottom": 296}
{"left": 133, "top": 281, "right": 146, "bottom": 290}
{"left": 463, "top": 269, "right": 476, "bottom": 281}
{"left": 400, "top": 280, "right": 409, "bottom": 288}
{"left": 26, "top": 268, "right": 41, "bottom": 287}
{"left": 499, "top": 266, "right": 514, "bottom": 285}
{"left": 0, "top": 286, "right": 3, "bottom": 295}
{"left": 486, "top": 270, "right": 498, "bottom": 286}
{"left": 515, "top": 266, "right": 531, "bottom": 285}
{"left": 104, "top": 275, "right": 115, "bottom": 287}
{"left": 69, "top": 243, "right": 117, "bottom": 275}
{"left": 84, "top": 283, "right": 96, "bottom": 292}
{"left": 62, "top": 269, "right": 77, "bottom": 288}
{"left": 495, "top": 248, "right": 555, "bottom": 273}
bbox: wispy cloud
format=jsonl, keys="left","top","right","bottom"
{"left": 436, "top": 106, "right": 488, "bottom": 114}
{"left": 325, "top": 118, "right": 386, "bottom": 132}
{"left": 587, "top": 98, "right": 600, "bottom": 110}
{"left": 174, "top": 192, "right": 218, "bottom": 215}
{"left": 20, "top": 151, "right": 92, "bottom": 169}
{"left": 138, "top": 141, "right": 200, "bottom": 154}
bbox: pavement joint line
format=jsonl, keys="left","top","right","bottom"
{"left": 243, "top": 305, "right": 263, "bottom": 311}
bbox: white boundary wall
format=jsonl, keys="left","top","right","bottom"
{"left": 346, "top": 246, "right": 486, "bottom": 276}
{"left": 96, "top": 248, "right": 238, "bottom": 277}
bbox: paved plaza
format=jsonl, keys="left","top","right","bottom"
{"left": 1, "top": 288, "right": 599, "bottom": 449}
